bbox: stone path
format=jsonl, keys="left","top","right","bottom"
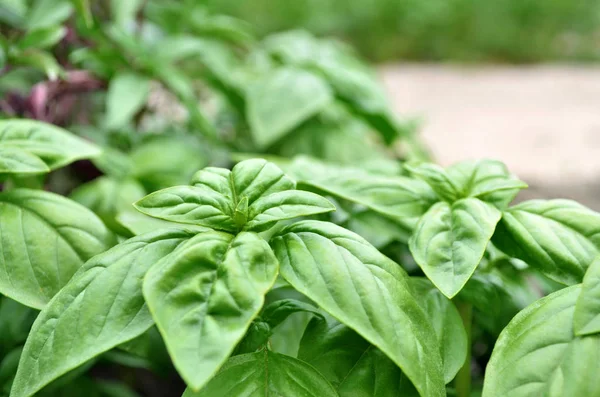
{"left": 379, "top": 64, "right": 600, "bottom": 209}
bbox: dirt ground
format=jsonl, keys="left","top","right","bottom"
{"left": 379, "top": 64, "right": 600, "bottom": 209}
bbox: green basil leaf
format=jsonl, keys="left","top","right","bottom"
{"left": 271, "top": 220, "right": 445, "bottom": 397}
{"left": 115, "top": 210, "right": 209, "bottom": 236}
{"left": 26, "top": 0, "right": 72, "bottom": 29}
{"left": 71, "top": 0, "right": 93, "bottom": 27}
{"left": 16, "top": 26, "right": 66, "bottom": 50}
{"left": 574, "top": 256, "right": 600, "bottom": 335}
{"left": 446, "top": 159, "right": 527, "bottom": 208}
{"left": 261, "top": 299, "right": 322, "bottom": 329}
{"left": 233, "top": 321, "right": 271, "bottom": 355}
{"left": 70, "top": 177, "right": 146, "bottom": 235}
{"left": 130, "top": 136, "right": 209, "bottom": 191}
{"left": 263, "top": 31, "right": 400, "bottom": 143}
{"left": 0, "top": 119, "right": 101, "bottom": 172}
{"left": 483, "top": 285, "right": 600, "bottom": 397}
{"left": 457, "top": 273, "right": 522, "bottom": 336}
{"left": 9, "top": 49, "right": 63, "bottom": 80}
{"left": 0, "top": 147, "right": 49, "bottom": 174}
{"left": 110, "top": 0, "right": 143, "bottom": 29}
{"left": 409, "top": 198, "right": 501, "bottom": 298}
{"left": 271, "top": 104, "right": 389, "bottom": 165}
{"left": 10, "top": 229, "right": 196, "bottom": 397}
{"left": 246, "top": 67, "right": 333, "bottom": 149}
{"left": 183, "top": 349, "right": 337, "bottom": 397}
{"left": 338, "top": 347, "right": 418, "bottom": 397}
{"left": 0, "top": 297, "right": 36, "bottom": 356}
{"left": 492, "top": 199, "right": 600, "bottom": 285}
{"left": 269, "top": 311, "right": 313, "bottom": 357}
{"left": 245, "top": 190, "right": 335, "bottom": 231}
{"left": 346, "top": 210, "right": 411, "bottom": 248}
{"left": 0, "top": 189, "right": 115, "bottom": 309}
{"left": 298, "top": 313, "right": 417, "bottom": 396}
{"left": 143, "top": 231, "right": 279, "bottom": 391}
{"left": 0, "top": 346, "right": 21, "bottom": 395}
{"left": 410, "top": 278, "right": 468, "bottom": 383}
{"left": 134, "top": 184, "right": 236, "bottom": 231}
{"left": 105, "top": 72, "right": 151, "bottom": 130}
{"left": 405, "top": 163, "right": 460, "bottom": 202}
{"left": 287, "top": 157, "right": 437, "bottom": 233}
{"left": 135, "top": 159, "right": 318, "bottom": 232}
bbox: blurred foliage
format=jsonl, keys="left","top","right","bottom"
{"left": 207, "top": 0, "right": 600, "bottom": 63}
{"left": 0, "top": 1, "right": 426, "bottom": 393}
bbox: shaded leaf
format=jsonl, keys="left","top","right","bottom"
{"left": 9, "top": 50, "right": 62, "bottom": 80}
{"left": 261, "top": 298, "right": 322, "bottom": 329}
{"left": 183, "top": 349, "right": 337, "bottom": 397}
{"left": 298, "top": 313, "right": 417, "bottom": 396}
{"left": 410, "top": 278, "right": 468, "bottom": 383}
{"left": 70, "top": 177, "right": 146, "bottom": 234}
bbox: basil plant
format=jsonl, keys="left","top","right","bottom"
{"left": 9, "top": 158, "right": 448, "bottom": 397}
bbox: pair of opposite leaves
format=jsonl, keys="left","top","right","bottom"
{"left": 12, "top": 159, "right": 447, "bottom": 397}
{"left": 406, "top": 160, "right": 600, "bottom": 300}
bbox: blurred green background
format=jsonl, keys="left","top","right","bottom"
{"left": 207, "top": 0, "right": 600, "bottom": 63}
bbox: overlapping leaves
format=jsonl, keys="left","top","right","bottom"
{"left": 135, "top": 158, "right": 335, "bottom": 232}
{"left": 0, "top": 119, "right": 100, "bottom": 175}
{"left": 483, "top": 285, "right": 600, "bottom": 397}
{"left": 407, "top": 159, "right": 526, "bottom": 298}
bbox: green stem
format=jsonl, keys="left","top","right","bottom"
{"left": 454, "top": 300, "right": 472, "bottom": 397}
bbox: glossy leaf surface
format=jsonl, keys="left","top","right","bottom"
{"left": 10, "top": 229, "right": 196, "bottom": 397}
{"left": 405, "top": 163, "right": 460, "bottom": 202}
{"left": 409, "top": 198, "right": 501, "bottom": 298}
{"left": 483, "top": 285, "right": 600, "bottom": 397}
{"left": 143, "top": 231, "right": 279, "bottom": 391}
{"left": 246, "top": 67, "right": 333, "bottom": 149}
{"left": 574, "top": 256, "right": 600, "bottom": 335}
{"left": 0, "top": 189, "right": 115, "bottom": 309}
{"left": 0, "top": 119, "right": 100, "bottom": 173}
{"left": 271, "top": 220, "right": 445, "bottom": 397}
{"left": 183, "top": 349, "right": 337, "bottom": 397}
{"left": 493, "top": 199, "right": 600, "bottom": 285}
{"left": 135, "top": 159, "right": 332, "bottom": 232}
{"left": 298, "top": 314, "right": 417, "bottom": 396}
{"left": 286, "top": 157, "right": 437, "bottom": 232}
